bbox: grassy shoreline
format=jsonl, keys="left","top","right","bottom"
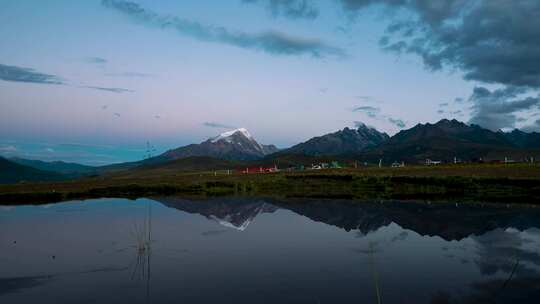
{"left": 1, "top": 164, "right": 540, "bottom": 205}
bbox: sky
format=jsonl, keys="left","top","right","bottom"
{"left": 1, "top": 0, "right": 539, "bottom": 165}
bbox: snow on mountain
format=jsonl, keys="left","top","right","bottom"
{"left": 211, "top": 128, "right": 253, "bottom": 143}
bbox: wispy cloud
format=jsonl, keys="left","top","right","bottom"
{"left": 101, "top": 0, "right": 345, "bottom": 58}
{"left": 522, "top": 119, "right": 540, "bottom": 133}
{"left": 0, "top": 145, "right": 18, "bottom": 153}
{"left": 0, "top": 63, "right": 64, "bottom": 85}
{"left": 388, "top": 117, "right": 405, "bottom": 128}
{"left": 83, "top": 86, "right": 134, "bottom": 93}
{"left": 352, "top": 104, "right": 406, "bottom": 129}
{"left": 352, "top": 105, "right": 380, "bottom": 118}
{"left": 105, "top": 72, "right": 152, "bottom": 78}
{"left": 1, "top": 63, "right": 134, "bottom": 94}
{"left": 203, "top": 122, "right": 236, "bottom": 129}
{"left": 242, "top": 0, "right": 319, "bottom": 20}
{"left": 85, "top": 57, "right": 107, "bottom": 64}
{"left": 114, "top": 112, "right": 121, "bottom": 117}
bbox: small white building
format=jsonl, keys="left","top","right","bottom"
{"left": 426, "top": 159, "right": 442, "bottom": 165}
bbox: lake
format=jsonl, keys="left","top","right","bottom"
{"left": 1, "top": 197, "right": 540, "bottom": 303}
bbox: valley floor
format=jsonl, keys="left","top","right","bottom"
{"left": 1, "top": 163, "right": 540, "bottom": 205}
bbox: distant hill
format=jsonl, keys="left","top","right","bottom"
{"left": 9, "top": 157, "right": 98, "bottom": 177}
{"left": 276, "top": 123, "right": 389, "bottom": 156}
{"left": 8, "top": 119, "right": 538, "bottom": 179}
{"left": 358, "top": 119, "right": 540, "bottom": 163}
{"left": 0, "top": 157, "right": 66, "bottom": 184}
{"left": 108, "top": 119, "right": 540, "bottom": 173}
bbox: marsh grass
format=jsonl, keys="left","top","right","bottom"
{"left": 368, "top": 241, "right": 382, "bottom": 304}
{"left": 129, "top": 202, "right": 152, "bottom": 291}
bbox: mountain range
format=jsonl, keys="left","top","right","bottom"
{"left": 2, "top": 119, "right": 540, "bottom": 183}
{"left": 277, "top": 123, "right": 389, "bottom": 156}
{"left": 358, "top": 119, "right": 540, "bottom": 162}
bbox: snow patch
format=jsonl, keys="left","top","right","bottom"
{"left": 211, "top": 128, "right": 253, "bottom": 143}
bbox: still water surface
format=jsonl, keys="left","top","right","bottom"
{"left": 1, "top": 197, "right": 540, "bottom": 303}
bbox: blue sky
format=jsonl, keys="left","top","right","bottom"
{"left": 1, "top": 0, "right": 539, "bottom": 165}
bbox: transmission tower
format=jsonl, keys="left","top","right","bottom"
{"left": 145, "top": 141, "right": 156, "bottom": 159}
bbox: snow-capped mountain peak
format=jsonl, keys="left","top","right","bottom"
{"left": 157, "top": 127, "right": 279, "bottom": 161}
{"left": 211, "top": 128, "right": 253, "bottom": 143}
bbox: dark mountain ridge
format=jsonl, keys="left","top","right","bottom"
{"left": 0, "top": 157, "right": 66, "bottom": 184}
{"left": 276, "top": 123, "right": 389, "bottom": 156}
{"left": 356, "top": 119, "right": 540, "bottom": 163}
{"left": 9, "top": 157, "right": 98, "bottom": 177}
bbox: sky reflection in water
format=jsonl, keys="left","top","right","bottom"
{"left": 1, "top": 197, "right": 540, "bottom": 303}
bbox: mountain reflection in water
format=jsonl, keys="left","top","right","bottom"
{"left": 1, "top": 197, "right": 539, "bottom": 303}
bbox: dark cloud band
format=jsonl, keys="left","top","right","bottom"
{"left": 83, "top": 86, "right": 134, "bottom": 93}
{"left": 102, "top": 0, "right": 345, "bottom": 58}
{"left": 0, "top": 64, "right": 63, "bottom": 85}
{"left": 203, "top": 122, "right": 237, "bottom": 129}
{"left": 468, "top": 86, "right": 540, "bottom": 131}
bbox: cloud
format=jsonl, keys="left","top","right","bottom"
{"left": 154, "top": 115, "right": 161, "bottom": 119}
{"left": 83, "top": 86, "right": 134, "bottom": 93}
{"left": 85, "top": 57, "right": 107, "bottom": 64}
{"left": 101, "top": 105, "right": 108, "bottom": 110}
{"left": 388, "top": 117, "right": 405, "bottom": 128}
{"left": 390, "top": 231, "right": 408, "bottom": 242}
{"left": 105, "top": 72, "right": 152, "bottom": 78}
{"left": 203, "top": 122, "right": 236, "bottom": 129}
{"left": 242, "top": 0, "right": 319, "bottom": 19}
{"left": 0, "top": 63, "right": 63, "bottom": 85}
{"left": 352, "top": 104, "right": 405, "bottom": 128}
{"left": 354, "top": 95, "right": 372, "bottom": 101}
{"left": 437, "top": 110, "right": 444, "bottom": 114}
{"left": 114, "top": 112, "right": 121, "bottom": 117}
{"left": 353, "top": 121, "right": 370, "bottom": 128}
{"left": 439, "top": 102, "right": 448, "bottom": 107}
{"left": 522, "top": 119, "right": 540, "bottom": 133}
{"left": 0, "top": 63, "right": 135, "bottom": 94}
{"left": 336, "top": 0, "right": 540, "bottom": 89}
{"left": 468, "top": 86, "right": 540, "bottom": 131}
{"left": 0, "top": 145, "right": 17, "bottom": 153}
{"left": 101, "top": 0, "right": 344, "bottom": 58}
{"left": 352, "top": 105, "right": 380, "bottom": 118}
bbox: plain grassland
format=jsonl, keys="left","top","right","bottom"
{"left": 0, "top": 163, "right": 539, "bottom": 205}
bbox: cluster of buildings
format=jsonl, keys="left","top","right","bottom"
{"left": 232, "top": 156, "right": 537, "bottom": 175}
